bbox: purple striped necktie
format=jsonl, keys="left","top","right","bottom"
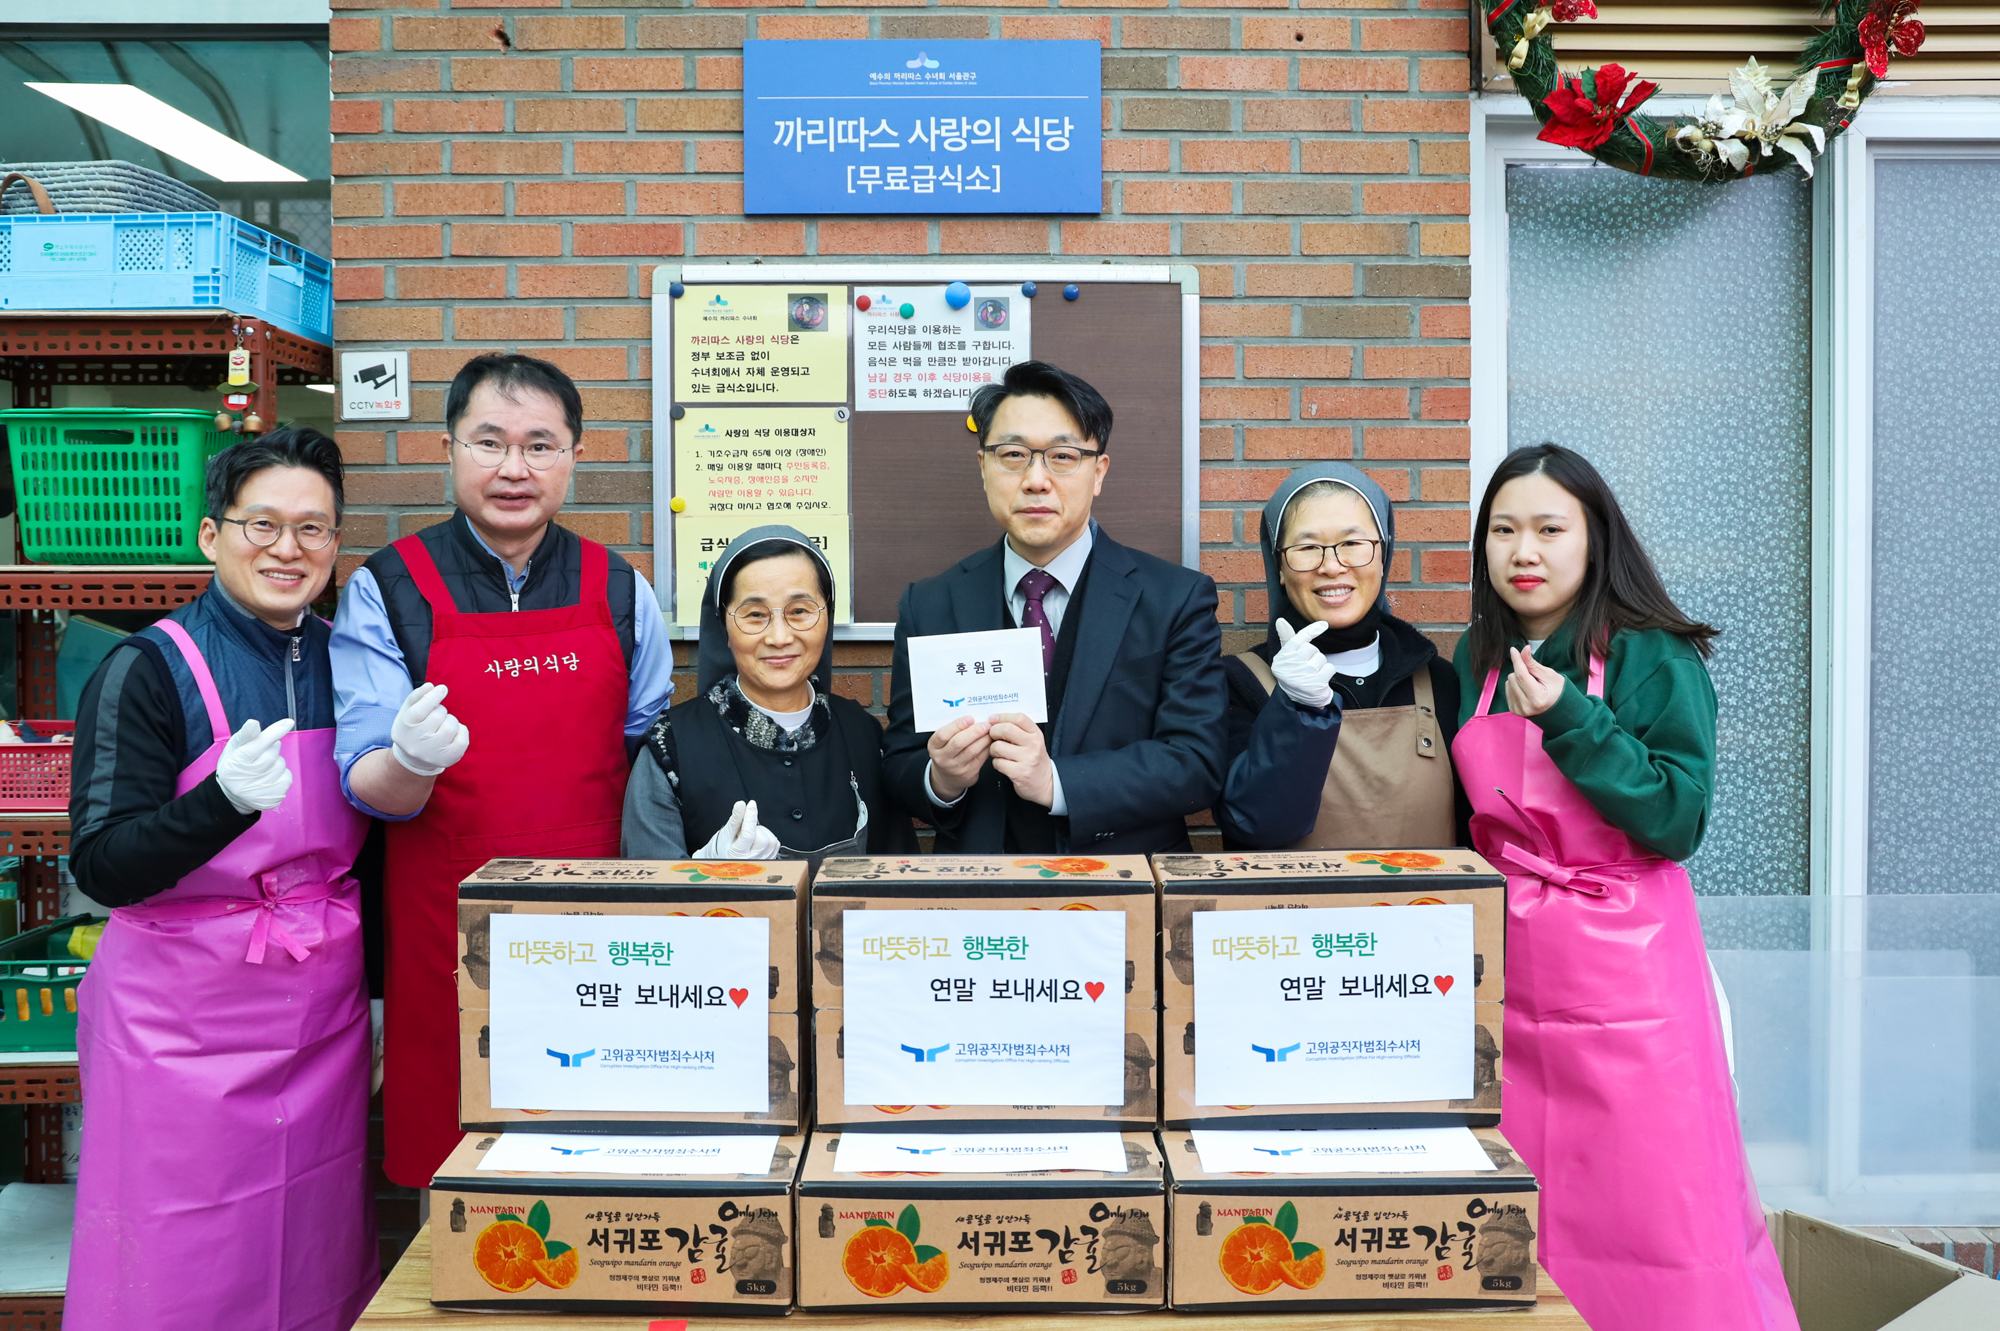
{"left": 1017, "top": 568, "right": 1058, "bottom": 672}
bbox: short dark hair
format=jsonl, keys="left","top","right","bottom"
{"left": 720, "top": 540, "right": 835, "bottom": 615}
{"left": 1469, "top": 443, "right": 1716, "bottom": 675}
{"left": 445, "top": 353, "right": 583, "bottom": 447}
{"left": 205, "top": 427, "right": 345, "bottom": 524}
{"left": 968, "top": 360, "right": 1113, "bottom": 452}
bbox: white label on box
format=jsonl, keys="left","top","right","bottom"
{"left": 1191, "top": 1127, "right": 1497, "bottom": 1175}
{"left": 905, "top": 627, "right": 1047, "bottom": 734}
{"left": 478, "top": 1132, "right": 781, "bottom": 1177}
{"left": 488, "top": 914, "right": 771, "bottom": 1113}
{"left": 1192, "top": 904, "right": 1474, "bottom": 1107}
{"left": 339, "top": 349, "right": 410, "bottom": 420}
{"left": 834, "top": 1131, "right": 1128, "bottom": 1175}
{"left": 854, "top": 285, "right": 1032, "bottom": 413}
{"left": 841, "top": 908, "right": 1125, "bottom": 1106}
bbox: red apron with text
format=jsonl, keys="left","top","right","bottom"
{"left": 382, "top": 535, "right": 630, "bottom": 1186}
{"left": 1451, "top": 657, "right": 1796, "bottom": 1331}
{"left": 68, "top": 618, "right": 375, "bottom": 1331}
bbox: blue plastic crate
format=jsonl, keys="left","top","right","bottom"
{"left": 0, "top": 211, "right": 330, "bottom": 343}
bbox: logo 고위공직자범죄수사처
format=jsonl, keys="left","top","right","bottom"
{"left": 547, "top": 1048, "right": 596, "bottom": 1068}
{"left": 1250, "top": 1042, "right": 1301, "bottom": 1062}
{"left": 901, "top": 1043, "right": 950, "bottom": 1062}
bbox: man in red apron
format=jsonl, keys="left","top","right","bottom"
{"left": 332, "top": 354, "right": 674, "bottom": 1188}
{"left": 67, "top": 428, "right": 375, "bottom": 1331}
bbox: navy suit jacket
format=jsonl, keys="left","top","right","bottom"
{"left": 884, "top": 529, "right": 1229, "bottom": 854}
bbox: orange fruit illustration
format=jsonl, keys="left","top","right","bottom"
{"left": 902, "top": 1251, "right": 950, "bottom": 1293}
{"left": 843, "top": 1226, "right": 918, "bottom": 1298}
{"left": 670, "top": 861, "right": 765, "bottom": 879}
{"left": 532, "top": 1247, "right": 581, "bottom": 1290}
{"left": 473, "top": 1220, "right": 548, "bottom": 1293}
{"left": 874, "top": 1105, "right": 914, "bottom": 1114}
{"left": 1010, "top": 856, "right": 1109, "bottom": 874}
{"left": 1059, "top": 902, "right": 1098, "bottom": 910}
{"left": 1381, "top": 851, "right": 1444, "bottom": 869}
{"left": 703, "top": 907, "right": 745, "bottom": 917}
{"left": 1218, "top": 1222, "right": 1292, "bottom": 1296}
{"left": 1277, "top": 1248, "right": 1327, "bottom": 1290}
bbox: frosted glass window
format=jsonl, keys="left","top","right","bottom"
{"left": 1506, "top": 165, "right": 1813, "bottom": 896}
{"left": 1869, "top": 158, "right": 2000, "bottom": 895}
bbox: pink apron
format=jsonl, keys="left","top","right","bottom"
{"left": 67, "top": 618, "right": 377, "bottom": 1331}
{"left": 1452, "top": 655, "right": 1796, "bottom": 1331}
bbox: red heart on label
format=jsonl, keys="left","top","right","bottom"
{"left": 1084, "top": 982, "right": 1105, "bottom": 1002}
{"left": 728, "top": 988, "right": 749, "bottom": 1007}
{"left": 1434, "top": 976, "right": 1454, "bottom": 995}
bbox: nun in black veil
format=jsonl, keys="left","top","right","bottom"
{"left": 621, "top": 525, "right": 916, "bottom": 864}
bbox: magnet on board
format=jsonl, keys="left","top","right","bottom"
{"left": 898, "top": 302, "right": 915, "bottom": 319}
{"left": 1020, "top": 281, "right": 1038, "bottom": 298}
{"left": 966, "top": 414, "right": 978, "bottom": 432}
{"left": 670, "top": 497, "right": 687, "bottom": 513}
{"left": 671, "top": 405, "right": 685, "bottom": 420}
{"left": 855, "top": 294, "right": 871, "bottom": 311}
{"left": 945, "top": 282, "right": 971, "bottom": 309}
{"left": 1063, "top": 284, "right": 1081, "bottom": 301}
{"left": 668, "top": 282, "right": 685, "bottom": 299}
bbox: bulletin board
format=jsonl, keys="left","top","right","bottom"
{"left": 651, "top": 263, "right": 1199, "bottom": 637}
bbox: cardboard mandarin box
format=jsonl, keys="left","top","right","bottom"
{"left": 458, "top": 858, "right": 807, "bottom": 1133}
{"left": 1150, "top": 850, "right": 1507, "bottom": 1129}
{"left": 810, "top": 855, "right": 1160, "bottom": 1130}
{"left": 796, "top": 1128, "right": 1168, "bottom": 1312}
{"left": 429, "top": 1130, "right": 806, "bottom": 1314}
{"left": 1159, "top": 1127, "right": 1539, "bottom": 1312}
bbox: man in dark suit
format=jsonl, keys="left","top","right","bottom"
{"left": 883, "top": 360, "right": 1228, "bottom": 854}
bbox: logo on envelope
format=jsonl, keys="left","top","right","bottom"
{"left": 1250, "top": 1042, "right": 1301, "bottom": 1062}
{"left": 546, "top": 1048, "right": 597, "bottom": 1068}
{"left": 901, "top": 1043, "right": 951, "bottom": 1063}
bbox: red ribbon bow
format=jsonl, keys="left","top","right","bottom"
{"left": 244, "top": 872, "right": 314, "bottom": 965}
{"left": 1536, "top": 63, "right": 1659, "bottom": 152}
{"left": 1859, "top": 1, "right": 1925, "bottom": 78}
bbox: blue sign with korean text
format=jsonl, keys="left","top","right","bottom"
{"left": 743, "top": 39, "right": 1102, "bottom": 215}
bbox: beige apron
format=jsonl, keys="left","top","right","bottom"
{"left": 1235, "top": 651, "right": 1455, "bottom": 849}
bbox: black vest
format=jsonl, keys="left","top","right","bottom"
{"left": 656, "top": 692, "right": 910, "bottom": 862}
{"left": 1002, "top": 557, "right": 1094, "bottom": 854}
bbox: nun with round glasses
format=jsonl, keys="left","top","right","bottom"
{"left": 1214, "top": 463, "right": 1470, "bottom": 849}
{"left": 622, "top": 525, "right": 916, "bottom": 863}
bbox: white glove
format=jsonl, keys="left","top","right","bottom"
{"left": 391, "top": 682, "right": 469, "bottom": 777}
{"left": 696, "top": 800, "right": 782, "bottom": 860}
{"left": 215, "top": 717, "right": 296, "bottom": 815}
{"left": 1271, "top": 619, "right": 1336, "bottom": 710}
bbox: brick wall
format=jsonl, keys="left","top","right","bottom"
{"left": 330, "top": 0, "right": 1474, "bottom": 715}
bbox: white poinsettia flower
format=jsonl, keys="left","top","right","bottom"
{"left": 1676, "top": 56, "right": 1827, "bottom": 177}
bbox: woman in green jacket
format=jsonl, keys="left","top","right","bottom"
{"left": 1451, "top": 444, "right": 1792, "bottom": 1331}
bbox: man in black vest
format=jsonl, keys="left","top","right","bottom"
{"left": 883, "top": 361, "right": 1228, "bottom": 854}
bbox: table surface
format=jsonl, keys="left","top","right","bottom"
{"left": 358, "top": 1226, "right": 1584, "bottom": 1329}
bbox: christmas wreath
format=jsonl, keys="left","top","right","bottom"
{"left": 1485, "top": 0, "right": 1927, "bottom": 180}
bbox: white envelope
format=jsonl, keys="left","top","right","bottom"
{"left": 906, "top": 627, "right": 1048, "bottom": 733}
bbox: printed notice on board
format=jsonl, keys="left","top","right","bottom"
{"left": 480, "top": 1133, "right": 782, "bottom": 1177}
{"left": 674, "top": 514, "right": 851, "bottom": 627}
{"left": 841, "top": 908, "right": 1126, "bottom": 1106}
{"left": 834, "top": 1132, "right": 1128, "bottom": 1175}
{"left": 1190, "top": 1127, "right": 1497, "bottom": 1176}
{"left": 673, "top": 285, "right": 848, "bottom": 403}
{"left": 673, "top": 405, "right": 849, "bottom": 518}
{"left": 854, "top": 284, "right": 1031, "bottom": 412}
{"left": 488, "top": 914, "right": 772, "bottom": 1113}
{"left": 1192, "top": 905, "right": 1474, "bottom": 1108}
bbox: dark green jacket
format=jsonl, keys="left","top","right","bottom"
{"left": 1453, "top": 620, "right": 1717, "bottom": 861}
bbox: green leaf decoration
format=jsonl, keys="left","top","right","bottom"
{"left": 688, "top": 871, "right": 711, "bottom": 882}
{"left": 864, "top": 1218, "right": 892, "bottom": 1228}
{"left": 1381, "top": 864, "right": 1403, "bottom": 874}
{"left": 1290, "top": 1241, "right": 1321, "bottom": 1259}
{"left": 543, "top": 1240, "right": 574, "bottom": 1259}
{"left": 1275, "top": 1202, "right": 1298, "bottom": 1241}
{"left": 896, "top": 1204, "right": 922, "bottom": 1243}
{"left": 1039, "top": 869, "right": 1058, "bottom": 877}
{"left": 1241, "top": 1215, "right": 1271, "bottom": 1226}
{"left": 527, "top": 1200, "right": 551, "bottom": 1239}
{"left": 494, "top": 1212, "right": 523, "bottom": 1226}
{"left": 913, "top": 1245, "right": 943, "bottom": 1264}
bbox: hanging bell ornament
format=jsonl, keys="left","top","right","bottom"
{"left": 214, "top": 411, "right": 233, "bottom": 432}
{"left": 243, "top": 412, "right": 264, "bottom": 435}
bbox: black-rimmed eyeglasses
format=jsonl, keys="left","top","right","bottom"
{"left": 220, "top": 517, "right": 338, "bottom": 551}
{"left": 1281, "top": 539, "right": 1380, "bottom": 572}
{"left": 979, "top": 444, "right": 1102, "bottom": 476}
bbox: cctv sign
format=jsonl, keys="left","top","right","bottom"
{"left": 340, "top": 350, "right": 410, "bottom": 420}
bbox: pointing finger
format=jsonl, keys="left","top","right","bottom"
{"left": 1295, "top": 619, "right": 1330, "bottom": 645}
{"left": 238, "top": 717, "right": 296, "bottom": 758}
{"left": 1275, "top": 619, "right": 1296, "bottom": 647}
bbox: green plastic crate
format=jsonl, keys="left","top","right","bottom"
{"left": 0, "top": 914, "right": 95, "bottom": 1054}
{"left": 4, "top": 408, "right": 234, "bottom": 564}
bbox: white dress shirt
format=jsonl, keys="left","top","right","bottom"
{"left": 928, "top": 525, "right": 1096, "bottom": 816}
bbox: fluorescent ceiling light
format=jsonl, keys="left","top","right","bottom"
{"left": 25, "top": 83, "right": 304, "bottom": 182}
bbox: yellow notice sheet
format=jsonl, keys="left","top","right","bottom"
{"left": 673, "top": 513, "right": 851, "bottom": 628}
{"left": 673, "top": 285, "right": 849, "bottom": 403}
{"left": 673, "top": 406, "right": 848, "bottom": 520}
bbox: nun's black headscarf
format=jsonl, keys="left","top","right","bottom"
{"left": 696, "top": 524, "right": 836, "bottom": 695}
{"left": 1259, "top": 463, "right": 1396, "bottom": 655}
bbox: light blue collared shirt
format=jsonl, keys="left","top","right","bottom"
{"left": 928, "top": 524, "right": 1095, "bottom": 817}
{"left": 332, "top": 521, "right": 675, "bottom": 820}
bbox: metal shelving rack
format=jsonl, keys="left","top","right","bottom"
{"left": 0, "top": 316, "right": 327, "bottom": 1326}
